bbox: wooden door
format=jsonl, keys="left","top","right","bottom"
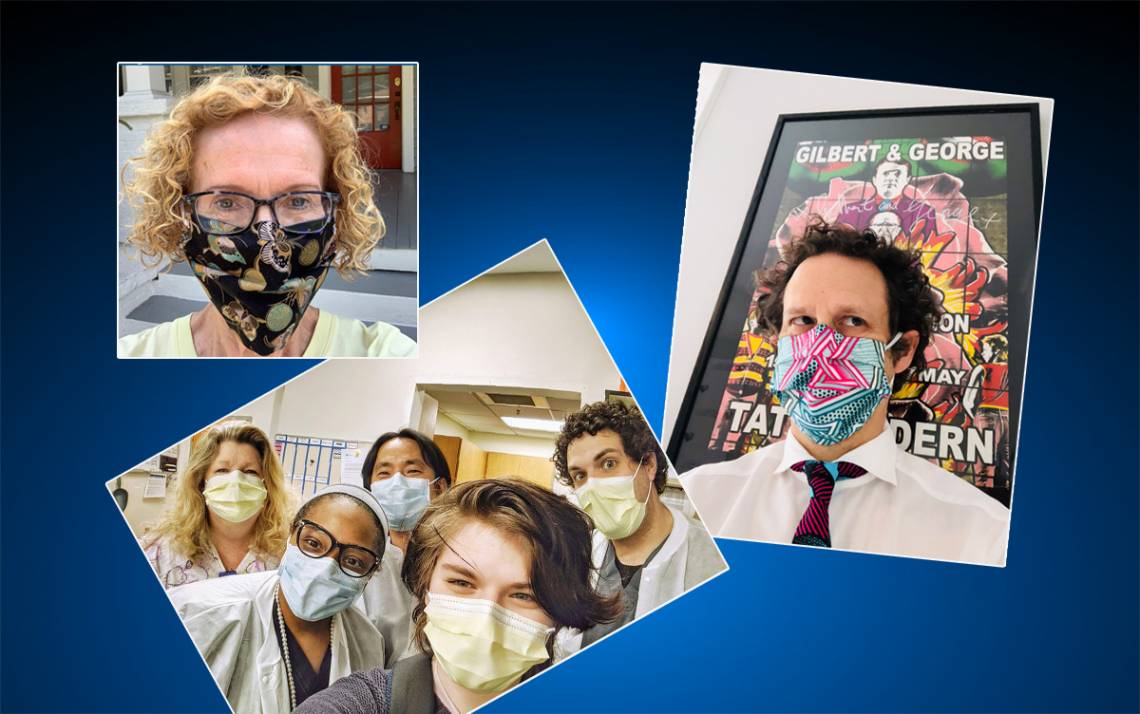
{"left": 483, "top": 453, "right": 554, "bottom": 489}
{"left": 433, "top": 435, "right": 462, "bottom": 482}
{"left": 331, "top": 65, "right": 402, "bottom": 169}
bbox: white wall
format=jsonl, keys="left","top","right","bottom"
{"left": 468, "top": 432, "right": 556, "bottom": 459}
{"left": 261, "top": 260, "right": 624, "bottom": 448}
{"left": 663, "top": 64, "right": 1055, "bottom": 440}
{"left": 272, "top": 358, "right": 421, "bottom": 443}
{"left": 234, "top": 390, "right": 280, "bottom": 435}
{"left": 436, "top": 419, "right": 558, "bottom": 462}
{"left": 418, "top": 270, "right": 623, "bottom": 404}
{"left": 434, "top": 414, "right": 470, "bottom": 439}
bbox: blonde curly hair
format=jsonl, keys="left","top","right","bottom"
{"left": 122, "top": 70, "right": 382, "bottom": 275}
{"left": 142, "top": 421, "right": 296, "bottom": 563}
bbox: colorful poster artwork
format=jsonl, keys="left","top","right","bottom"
{"left": 708, "top": 137, "right": 1013, "bottom": 503}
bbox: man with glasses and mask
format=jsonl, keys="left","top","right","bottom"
{"left": 553, "top": 401, "right": 724, "bottom": 654}
{"left": 118, "top": 71, "right": 416, "bottom": 358}
{"left": 680, "top": 220, "right": 1010, "bottom": 566}
{"left": 169, "top": 484, "right": 395, "bottom": 712}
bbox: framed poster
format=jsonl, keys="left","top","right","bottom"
{"left": 668, "top": 105, "right": 1043, "bottom": 507}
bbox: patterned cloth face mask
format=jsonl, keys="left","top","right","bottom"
{"left": 183, "top": 219, "right": 337, "bottom": 356}
{"left": 771, "top": 323, "right": 901, "bottom": 446}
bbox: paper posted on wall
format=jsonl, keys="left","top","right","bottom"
{"left": 143, "top": 473, "right": 167, "bottom": 499}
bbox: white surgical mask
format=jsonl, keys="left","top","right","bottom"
{"left": 202, "top": 470, "right": 267, "bottom": 523}
{"left": 574, "top": 458, "right": 649, "bottom": 539}
{"left": 277, "top": 544, "right": 369, "bottom": 621}
{"left": 370, "top": 473, "right": 435, "bottom": 531}
{"left": 424, "top": 593, "right": 554, "bottom": 693}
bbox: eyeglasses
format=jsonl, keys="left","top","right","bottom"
{"left": 182, "top": 190, "right": 340, "bottom": 236}
{"left": 293, "top": 519, "right": 379, "bottom": 577}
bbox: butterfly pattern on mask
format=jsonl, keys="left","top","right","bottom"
{"left": 258, "top": 221, "right": 294, "bottom": 273}
{"left": 184, "top": 219, "right": 336, "bottom": 355}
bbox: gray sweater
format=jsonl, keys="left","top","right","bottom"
{"left": 293, "top": 654, "right": 447, "bottom": 714}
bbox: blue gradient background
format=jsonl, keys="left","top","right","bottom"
{"left": 2, "top": 3, "right": 1136, "bottom": 712}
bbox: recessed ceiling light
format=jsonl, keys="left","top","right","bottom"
{"left": 501, "top": 416, "right": 564, "bottom": 433}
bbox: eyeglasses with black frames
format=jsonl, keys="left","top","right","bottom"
{"left": 292, "top": 518, "right": 379, "bottom": 577}
{"left": 182, "top": 190, "right": 341, "bottom": 236}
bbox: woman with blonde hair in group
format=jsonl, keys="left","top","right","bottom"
{"left": 142, "top": 421, "right": 294, "bottom": 588}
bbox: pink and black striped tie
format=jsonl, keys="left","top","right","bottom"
{"left": 789, "top": 460, "right": 867, "bottom": 548}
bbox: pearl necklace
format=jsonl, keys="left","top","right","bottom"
{"left": 275, "top": 584, "right": 335, "bottom": 711}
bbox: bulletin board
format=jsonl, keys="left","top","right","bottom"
{"left": 274, "top": 434, "right": 366, "bottom": 497}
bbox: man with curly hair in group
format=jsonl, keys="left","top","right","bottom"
{"left": 118, "top": 71, "right": 416, "bottom": 358}
{"left": 680, "top": 220, "right": 1010, "bottom": 566}
{"left": 553, "top": 401, "right": 724, "bottom": 654}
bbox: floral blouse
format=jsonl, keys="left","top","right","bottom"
{"left": 144, "top": 535, "right": 280, "bottom": 589}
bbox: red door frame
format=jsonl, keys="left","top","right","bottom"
{"left": 331, "top": 65, "right": 402, "bottom": 170}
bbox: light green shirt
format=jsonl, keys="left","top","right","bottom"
{"left": 118, "top": 311, "right": 416, "bottom": 358}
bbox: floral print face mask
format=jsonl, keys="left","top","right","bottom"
{"left": 184, "top": 219, "right": 336, "bottom": 355}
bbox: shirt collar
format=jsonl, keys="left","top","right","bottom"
{"left": 776, "top": 426, "right": 898, "bottom": 486}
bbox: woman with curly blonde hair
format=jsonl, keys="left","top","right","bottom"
{"left": 142, "top": 421, "right": 295, "bottom": 588}
{"left": 118, "top": 71, "right": 416, "bottom": 358}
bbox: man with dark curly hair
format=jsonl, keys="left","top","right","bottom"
{"left": 680, "top": 220, "right": 1009, "bottom": 566}
{"left": 552, "top": 400, "right": 724, "bottom": 653}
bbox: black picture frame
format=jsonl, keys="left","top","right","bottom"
{"left": 667, "top": 104, "right": 1043, "bottom": 507}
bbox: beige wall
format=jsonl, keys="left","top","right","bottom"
{"left": 110, "top": 472, "right": 172, "bottom": 534}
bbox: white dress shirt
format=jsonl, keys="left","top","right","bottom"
{"left": 679, "top": 426, "right": 1010, "bottom": 566}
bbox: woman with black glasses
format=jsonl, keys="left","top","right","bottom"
{"left": 169, "top": 484, "right": 392, "bottom": 712}
{"left": 118, "top": 71, "right": 416, "bottom": 358}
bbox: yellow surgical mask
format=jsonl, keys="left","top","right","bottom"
{"left": 202, "top": 470, "right": 267, "bottom": 523}
{"left": 424, "top": 593, "right": 554, "bottom": 693}
{"left": 575, "top": 458, "right": 649, "bottom": 539}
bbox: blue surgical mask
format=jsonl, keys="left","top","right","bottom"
{"left": 278, "top": 544, "right": 368, "bottom": 621}
{"left": 771, "top": 323, "right": 901, "bottom": 446}
{"left": 370, "top": 473, "right": 434, "bottom": 531}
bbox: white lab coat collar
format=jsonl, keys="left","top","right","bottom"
{"left": 555, "top": 506, "right": 696, "bottom": 661}
{"left": 252, "top": 573, "right": 375, "bottom": 712}
{"left": 775, "top": 426, "right": 899, "bottom": 486}
{"left": 590, "top": 504, "right": 691, "bottom": 618}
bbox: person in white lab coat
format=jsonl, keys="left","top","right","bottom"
{"left": 355, "top": 428, "right": 454, "bottom": 661}
{"left": 169, "top": 484, "right": 392, "bottom": 712}
{"left": 553, "top": 401, "right": 725, "bottom": 653}
{"left": 352, "top": 541, "right": 416, "bottom": 663}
